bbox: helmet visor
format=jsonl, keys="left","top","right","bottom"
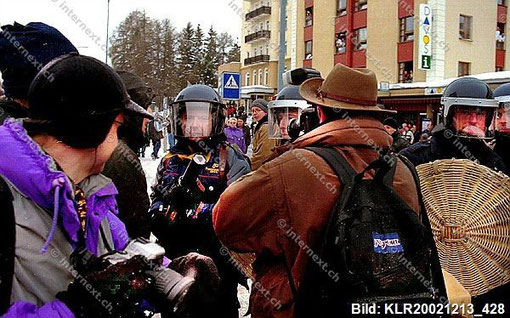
{"left": 169, "top": 102, "right": 226, "bottom": 138}
{"left": 451, "top": 105, "right": 496, "bottom": 138}
{"left": 268, "top": 105, "right": 302, "bottom": 140}
{"left": 498, "top": 102, "right": 510, "bottom": 134}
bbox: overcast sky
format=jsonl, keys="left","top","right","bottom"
{"left": 0, "top": 0, "right": 243, "bottom": 63}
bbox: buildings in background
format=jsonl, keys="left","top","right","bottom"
{"left": 233, "top": 0, "right": 296, "bottom": 108}
{"left": 293, "top": 0, "right": 510, "bottom": 127}
{"left": 221, "top": 0, "right": 510, "bottom": 127}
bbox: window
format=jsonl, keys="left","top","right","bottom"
{"left": 266, "top": 21, "right": 270, "bottom": 30}
{"left": 264, "top": 68, "right": 269, "bottom": 85}
{"left": 253, "top": 71, "right": 258, "bottom": 85}
{"left": 305, "top": 40, "right": 313, "bottom": 59}
{"left": 400, "top": 16, "right": 414, "bottom": 42}
{"left": 497, "top": 23, "right": 506, "bottom": 49}
{"left": 353, "top": 28, "right": 367, "bottom": 51}
{"left": 398, "top": 62, "right": 413, "bottom": 83}
{"left": 337, "top": 0, "right": 347, "bottom": 16}
{"left": 258, "top": 69, "right": 263, "bottom": 86}
{"left": 305, "top": 8, "right": 313, "bottom": 26}
{"left": 266, "top": 44, "right": 269, "bottom": 55}
{"left": 335, "top": 32, "right": 347, "bottom": 53}
{"left": 498, "top": 0, "right": 506, "bottom": 6}
{"left": 245, "top": 73, "right": 250, "bottom": 86}
{"left": 458, "top": 62, "right": 471, "bottom": 77}
{"left": 459, "top": 15, "right": 472, "bottom": 40}
{"left": 354, "top": 0, "right": 367, "bottom": 12}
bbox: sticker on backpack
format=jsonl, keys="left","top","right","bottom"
{"left": 372, "top": 232, "right": 404, "bottom": 254}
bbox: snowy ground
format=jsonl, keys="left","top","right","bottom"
{"left": 140, "top": 145, "right": 251, "bottom": 317}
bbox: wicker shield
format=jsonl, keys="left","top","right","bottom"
{"left": 416, "top": 159, "right": 510, "bottom": 296}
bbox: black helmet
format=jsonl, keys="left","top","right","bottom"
{"left": 494, "top": 82, "right": 510, "bottom": 101}
{"left": 169, "top": 85, "right": 227, "bottom": 139}
{"left": 494, "top": 83, "right": 510, "bottom": 134}
{"left": 441, "top": 77, "right": 498, "bottom": 139}
{"left": 268, "top": 85, "right": 311, "bottom": 140}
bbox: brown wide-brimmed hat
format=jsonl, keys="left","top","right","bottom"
{"left": 300, "top": 63, "right": 395, "bottom": 113}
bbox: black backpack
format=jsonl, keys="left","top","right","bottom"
{"left": 293, "top": 147, "right": 447, "bottom": 317}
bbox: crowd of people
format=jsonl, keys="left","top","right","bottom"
{"left": 0, "top": 21, "right": 509, "bottom": 318}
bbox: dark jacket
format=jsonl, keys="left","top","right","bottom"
{"left": 147, "top": 120, "right": 164, "bottom": 141}
{"left": 494, "top": 134, "right": 510, "bottom": 174}
{"left": 242, "top": 124, "right": 251, "bottom": 150}
{"left": 399, "top": 126, "right": 508, "bottom": 174}
{"left": 102, "top": 140, "right": 151, "bottom": 238}
{"left": 0, "top": 98, "right": 29, "bottom": 125}
{"left": 150, "top": 138, "right": 250, "bottom": 317}
{"left": 213, "top": 117, "right": 422, "bottom": 318}
{"left": 391, "top": 130, "right": 411, "bottom": 152}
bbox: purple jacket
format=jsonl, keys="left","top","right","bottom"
{"left": 0, "top": 119, "right": 130, "bottom": 317}
{"left": 224, "top": 126, "right": 246, "bottom": 153}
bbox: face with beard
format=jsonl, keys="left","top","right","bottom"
{"left": 452, "top": 106, "right": 489, "bottom": 138}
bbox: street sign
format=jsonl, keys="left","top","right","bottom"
{"left": 419, "top": 4, "right": 432, "bottom": 70}
{"left": 222, "top": 72, "right": 241, "bottom": 100}
{"left": 425, "top": 87, "right": 443, "bottom": 95}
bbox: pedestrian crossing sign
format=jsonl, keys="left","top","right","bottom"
{"left": 222, "top": 72, "right": 241, "bottom": 100}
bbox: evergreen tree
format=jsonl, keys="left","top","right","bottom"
{"left": 110, "top": 11, "right": 238, "bottom": 97}
{"left": 176, "top": 22, "right": 195, "bottom": 90}
{"left": 191, "top": 24, "right": 205, "bottom": 83}
{"left": 216, "top": 32, "right": 235, "bottom": 65}
{"left": 159, "top": 19, "right": 179, "bottom": 98}
{"left": 226, "top": 42, "right": 241, "bottom": 63}
{"left": 203, "top": 26, "right": 219, "bottom": 87}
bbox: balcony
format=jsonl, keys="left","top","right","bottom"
{"left": 245, "top": 30, "right": 271, "bottom": 43}
{"left": 246, "top": 6, "right": 271, "bottom": 21}
{"left": 244, "top": 54, "right": 270, "bottom": 66}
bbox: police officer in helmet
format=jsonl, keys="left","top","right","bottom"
{"left": 492, "top": 83, "right": 510, "bottom": 172}
{"left": 150, "top": 84, "right": 251, "bottom": 317}
{"left": 268, "top": 85, "right": 311, "bottom": 144}
{"left": 400, "top": 77, "right": 507, "bottom": 173}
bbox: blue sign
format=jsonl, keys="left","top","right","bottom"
{"left": 222, "top": 72, "right": 241, "bottom": 100}
{"left": 372, "top": 232, "right": 404, "bottom": 254}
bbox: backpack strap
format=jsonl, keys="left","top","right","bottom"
{"left": 397, "top": 154, "right": 449, "bottom": 302}
{"left": 219, "top": 144, "right": 229, "bottom": 184}
{"left": 305, "top": 147, "right": 357, "bottom": 220}
{"left": 0, "top": 176, "right": 15, "bottom": 313}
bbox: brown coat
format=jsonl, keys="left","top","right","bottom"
{"left": 213, "top": 116, "right": 421, "bottom": 318}
{"left": 251, "top": 120, "right": 277, "bottom": 170}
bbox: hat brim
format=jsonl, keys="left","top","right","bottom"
{"left": 299, "top": 77, "right": 396, "bottom": 114}
{"left": 125, "top": 100, "right": 153, "bottom": 119}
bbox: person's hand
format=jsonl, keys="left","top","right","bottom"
{"left": 169, "top": 252, "right": 220, "bottom": 305}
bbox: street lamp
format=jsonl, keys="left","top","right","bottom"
{"left": 105, "top": 0, "right": 111, "bottom": 64}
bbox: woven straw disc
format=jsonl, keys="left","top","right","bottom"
{"left": 417, "top": 159, "right": 510, "bottom": 296}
